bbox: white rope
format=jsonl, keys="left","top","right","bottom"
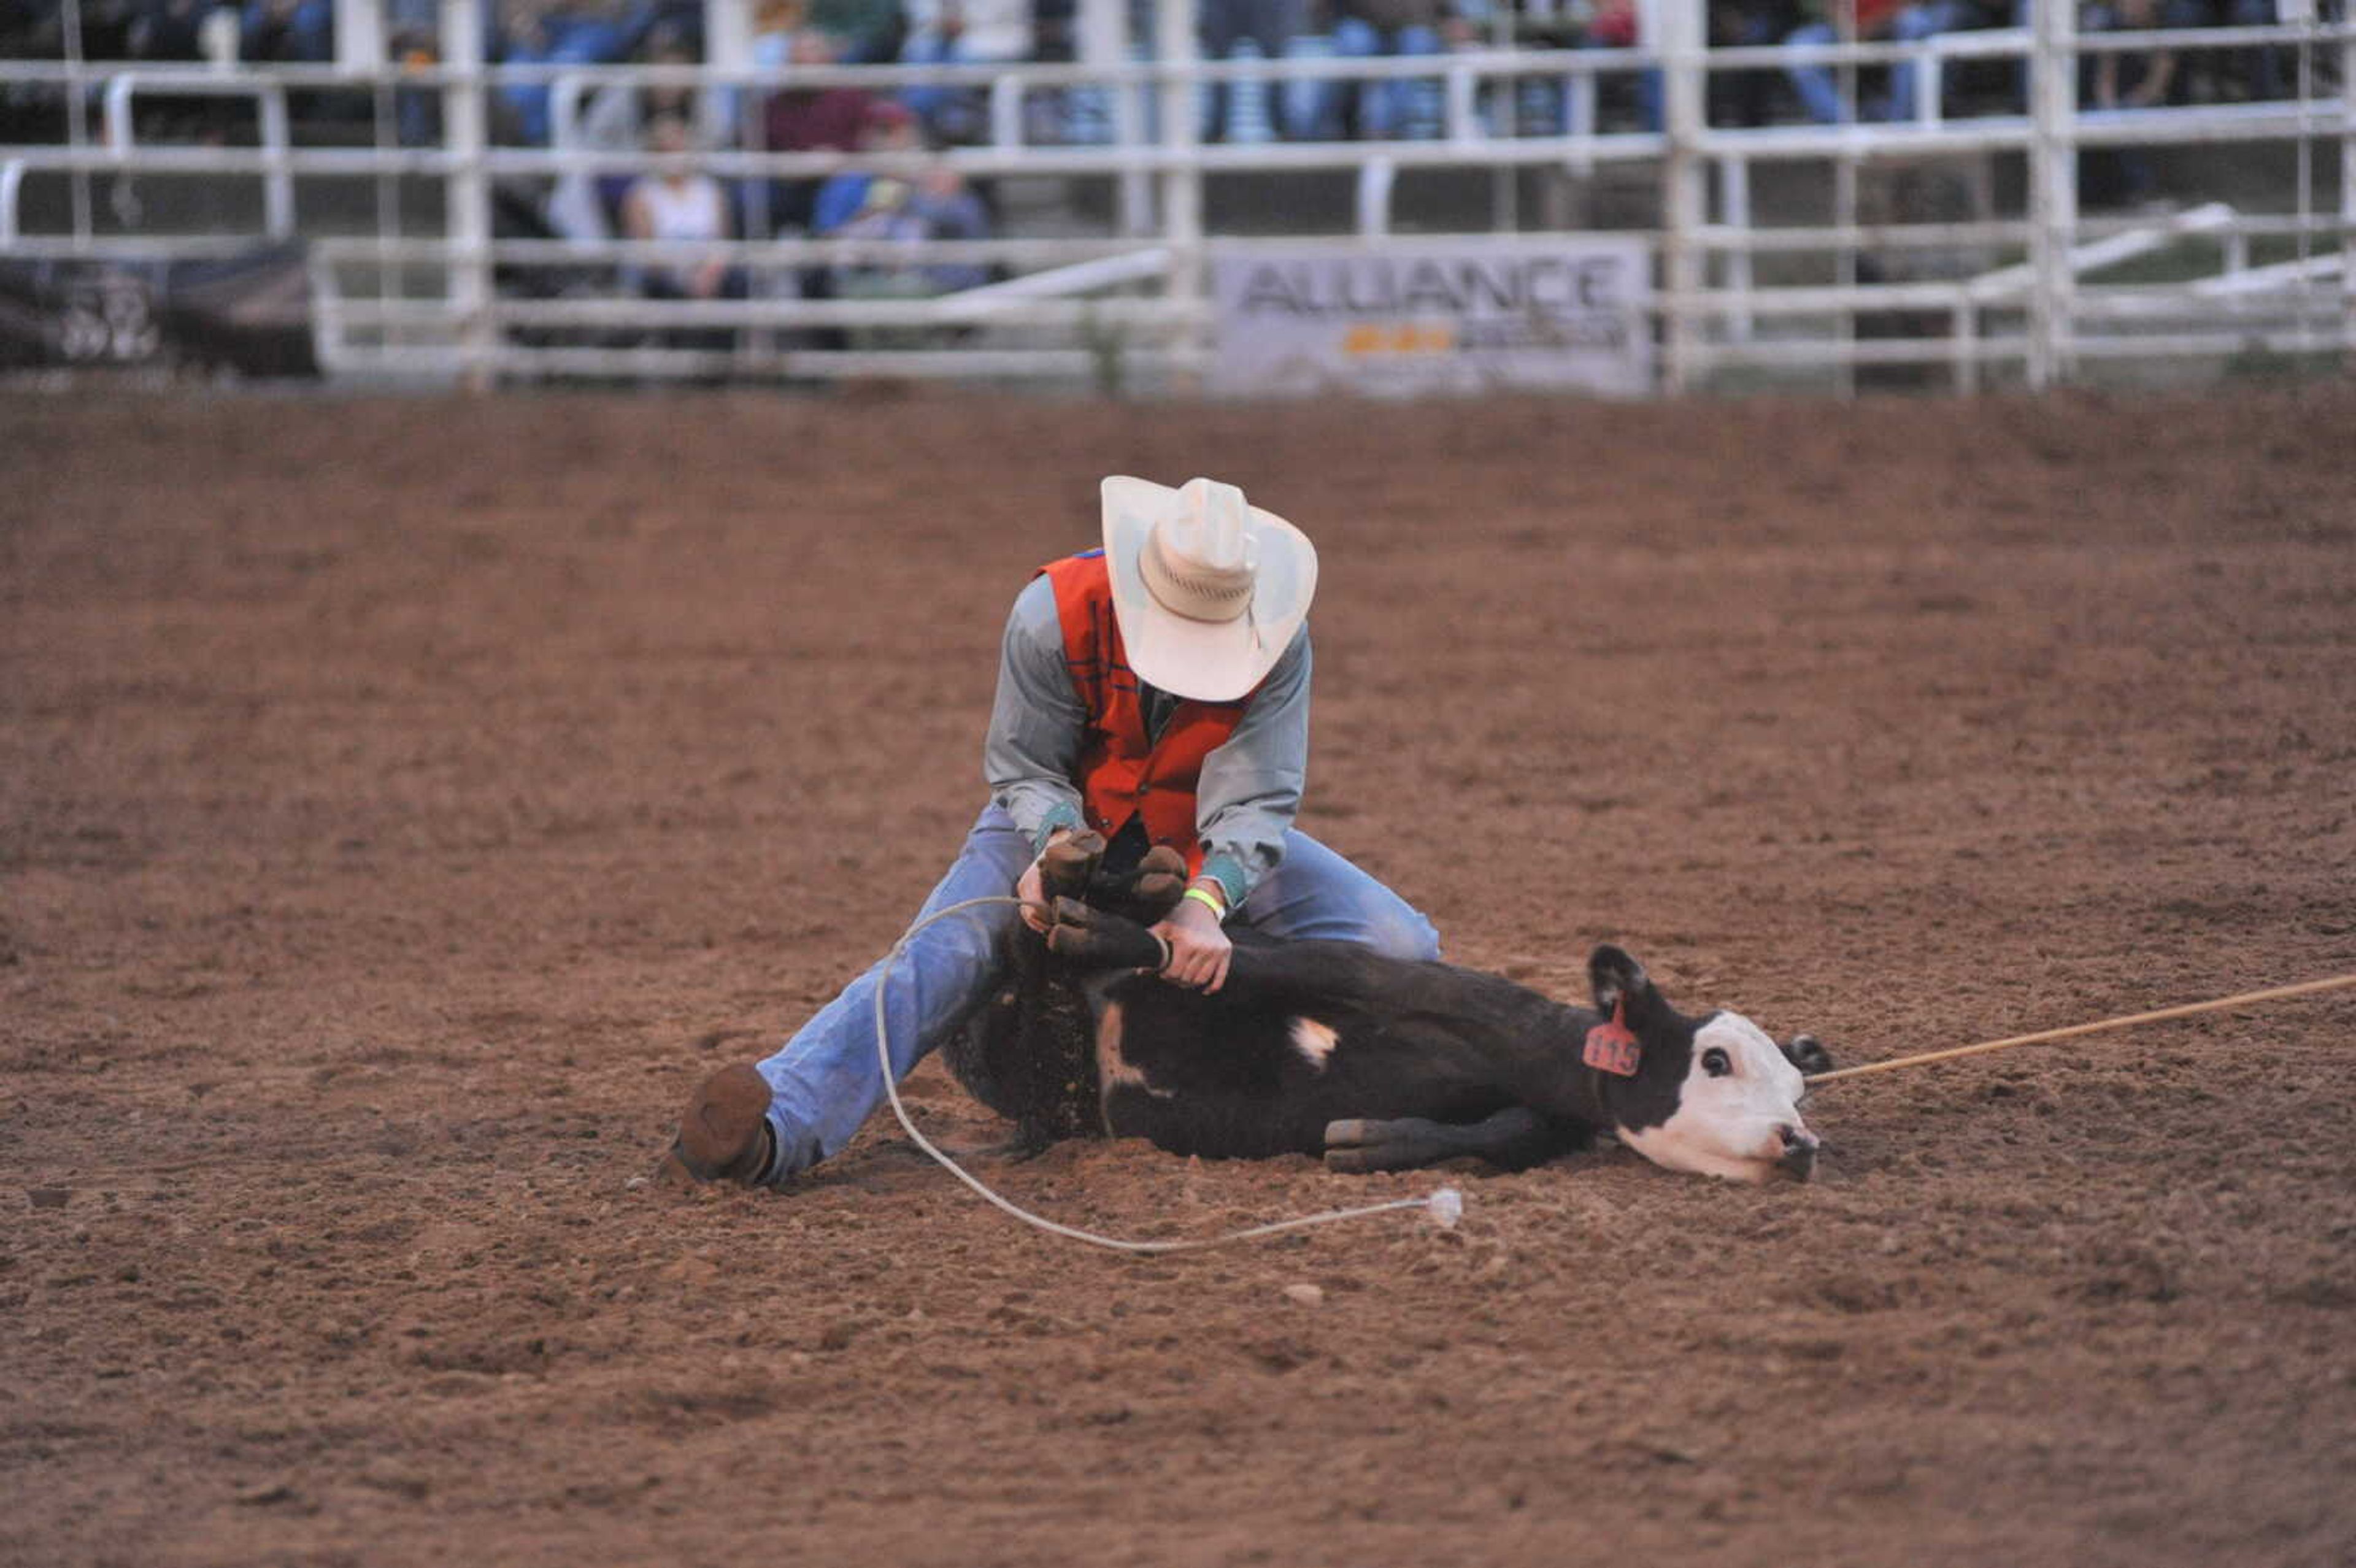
{"left": 1806, "top": 973, "right": 2356, "bottom": 1085}
{"left": 871, "top": 896, "right": 1462, "bottom": 1254}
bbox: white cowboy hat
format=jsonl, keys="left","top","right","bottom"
{"left": 1099, "top": 475, "right": 1318, "bottom": 704}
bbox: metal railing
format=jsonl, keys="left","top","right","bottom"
{"left": 1, "top": 1, "right": 2350, "bottom": 393}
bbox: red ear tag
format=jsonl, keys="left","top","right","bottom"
{"left": 1583, "top": 999, "right": 1642, "bottom": 1078}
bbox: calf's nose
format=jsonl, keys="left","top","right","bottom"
{"left": 1776, "top": 1124, "right": 1820, "bottom": 1181}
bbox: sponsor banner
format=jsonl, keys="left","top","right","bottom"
{"left": 0, "top": 242, "right": 317, "bottom": 377}
{"left": 1210, "top": 236, "right": 1653, "bottom": 399}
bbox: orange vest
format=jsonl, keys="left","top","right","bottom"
{"left": 1039, "top": 551, "right": 1252, "bottom": 877}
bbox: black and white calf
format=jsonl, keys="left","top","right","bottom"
{"left": 941, "top": 857, "right": 1831, "bottom": 1185}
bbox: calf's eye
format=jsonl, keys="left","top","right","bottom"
{"left": 1701, "top": 1047, "right": 1732, "bottom": 1077}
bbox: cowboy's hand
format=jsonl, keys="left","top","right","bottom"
{"left": 1152, "top": 892, "right": 1231, "bottom": 993}
{"left": 1015, "top": 858, "right": 1049, "bottom": 931}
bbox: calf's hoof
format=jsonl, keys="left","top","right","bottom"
{"left": 1324, "top": 1116, "right": 1452, "bottom": 1175}
{"left": 1326, "top": 1109, "right": 1553, "bottom": 1173}
{"left": 1039, "top": 831, "right": 1107, "bottom": 903}
{"left": 1124, "top": 844, "right": 1188, "bottom": 920}
{"left": 670, "top": 1063, "right": 777, "bottom": 1186}
{"left": 1046, "top": 897, "right": 1166, "bottom": 971}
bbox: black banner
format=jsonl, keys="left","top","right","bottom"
{"left": 0, "top": 242, "right": 317, "bottom": 377}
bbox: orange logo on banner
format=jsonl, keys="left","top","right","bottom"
{"left": 1341, "top": 323, "right": 1455, "bottom": 357}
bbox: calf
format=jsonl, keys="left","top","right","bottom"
{"left": 941, "top": 848, "right": 1830, "bottom": 1183}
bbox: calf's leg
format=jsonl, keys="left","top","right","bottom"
{"left": 1046, "top": 897, "right": 1168, "bottom": 971}
{"left": 1323, "top": 1107, "right": 1573, "bottom": 1174}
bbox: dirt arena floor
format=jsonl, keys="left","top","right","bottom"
{"left": 5, "top": 382, "right": 2355, "bottom": 1568}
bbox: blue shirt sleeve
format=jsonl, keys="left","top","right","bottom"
{"left": 983, "top": 575, "right": 1088, "bottom": 852}
{"left": 1193, "top": 626, "right": 1309, "bottom": 910}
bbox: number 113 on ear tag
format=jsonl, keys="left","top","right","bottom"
{"left": 1582, "top": 1001, "right": 1642, "bottom": 1077}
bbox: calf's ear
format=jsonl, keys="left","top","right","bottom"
{"left": 1781, "top": 1033, "right": 1833, "bottom": 1074}
{"left": 1587, "top": 945, "right": 1660, "bottom": 1023}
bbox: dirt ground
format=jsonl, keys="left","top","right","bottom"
{"left": 4, "top": 383, "right": 2354, "bottom": 1568}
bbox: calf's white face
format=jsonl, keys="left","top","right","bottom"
{"left": 1617, "top": 1012, "right": 1818, "bottom": 1185}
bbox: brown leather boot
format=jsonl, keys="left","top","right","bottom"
{"left": 667, "top": 1063, "right": 777, "bottom": 1185}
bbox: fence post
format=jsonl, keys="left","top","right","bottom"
{"left": 1157, "top": 0, "right": 1204, "bottom": 387}
{"left": 441, "top": 0, "right": 495, "bottom": 391}
{"left": 1657, "top": 0, "right": 1706, "bottom": 395}
{"left": 0, "top": 161, "right": 20, "bottom": 247}
{"left": 1357, "top": 157, "right": 1396, "bottom": 237}
{"left": 2342, "top": 12, "right": 2354, "bottom": 371}
{"left": 259, "top": 83, "right": 294, "bottom": 239}
{"left": 2027, "top": 0, "right": 2076, "bottom": 390}
{"left": 63, "top": 0, "right": 92, "bottom": 245}
{"left": 334, "top": 0, "right": 385, "bottom": 71}
{"left": 706, "top": 0, "right": 751, "bottom": 71}
{"left": 1717, "top": 155, "right": 1752, "bottom": 344}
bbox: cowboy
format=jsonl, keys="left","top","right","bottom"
{"left": 669, "top": 476, "right": 1441, "bottom": 1188}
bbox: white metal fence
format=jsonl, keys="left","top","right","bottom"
{"left": 2, "top": 0, "right": 2349, "bottom": 393}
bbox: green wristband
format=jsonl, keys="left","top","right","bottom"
{"left": 1182, "top": 885, "right": 1226, "bottom": 921}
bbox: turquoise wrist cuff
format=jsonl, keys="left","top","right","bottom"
{"left": 1032, "top": 805, "right": 1084, "bottom": 855}
{"left": 1198, "top": 852, "right": 1249, "bottom": 913}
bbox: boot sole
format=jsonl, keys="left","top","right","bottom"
{"left": 672, "top": 1063, "right": 774, "bottom": 1185}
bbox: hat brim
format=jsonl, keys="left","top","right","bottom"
{"left": 1100, "top": 476, "right": 1318, "bottom": 703}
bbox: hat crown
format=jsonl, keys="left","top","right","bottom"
{"left": 1141, "top": 478, "right": 1258, "bottom": 625}
{"left": 1099, "top": 471, "right": 1314, "bottom": 702}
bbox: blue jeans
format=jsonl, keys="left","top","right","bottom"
{"left": 1330, "top": 18, "right": 1445, "bottom": 140}
{"left": 899, "top": 31, "right": 1022, "bottom": 141}
{"left": 2227, "top": 0, "right": 2284, "bottom": 100}
{"left": 498, "top": 9, "right": 649, "bottom": 144}
{"left": 1786, "top": 1, "right": 1967, "bottom": 125}
{"left": 753, "top": 802, "right": 1441, "bottom": 1180}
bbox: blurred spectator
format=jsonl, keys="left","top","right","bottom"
{"left": 2216, "top": 0, "right": 2287, "bottom": 101}
{"left": 1710, "top": 0, "right": 1802, "bottom": 126}
{"left": 636, "top": 23, "right": 715, "bottom": 131}
{"left": 1, "top": 1, "right": 199, "bottom": 60}
{"left": 2084, "top": 0, "right": 2185, "bottom": 204}
{"left": 621, "top": 112, "right": 744, "bottom": 343}
{"left": 752, "top": 0, "right": 807, "bottom": 61}
{"left": 391, "top": 21, "right": 443, "bottom": 145}
{"left": 549, "top": 25, "right": 707, "bottom": 239}
{"left": 1, "top": 2, "right": 65, "bottom": 60}
{"left": 574, "top": 22, "right": 717, "bottom": 149}
{"left": 2088, "top": 0, "right": 2184, "bottom": 110}
{"left": 133, "top": 0, "right": 211, "bottom": 61}
{"left": 1572, "top": 0, "right": 1659, "bottom": 132}
{"left": 1784, "top": 0, "right": 1971, "bottom": 123}
{"left": 763, "top": 31, "right": 880, "bottom": 228}
{"left": 1330, "top": 0, "right": 1453, "bottom": 139}
{"left": 763, "top": 30, "right": 877, "bottom": 148}
{"left": 1201, "top": 0, "right": 1309, "bottom": 138}
{"left": 826, "top": 164, "right": 993, "bottom": 343}
{"left": 1571, "top": 0, "right": 1810, "bottom": 134}
{"left": 725, "top": 0, "right": 804, "bottom": 137}
{"left": 809, "top": 0, "right": 903, "bottom": 60}
{"left": 241, "top": 0, "right": 333, "bottom": 62}
{"left": 832, "top": 166, "right": 990, "bottom": 274}
{"left": 813, "top": 96, "right": 924, "bottom": 231}
{"left": 899, "top": 0, "right": 1037, "bottom": 143}
{"left": 496, "top": 1, "right": 662, "bottom": 145}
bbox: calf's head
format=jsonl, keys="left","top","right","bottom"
{"left": 1584, "top": 945, "right": 1828, "bottom": 1184}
